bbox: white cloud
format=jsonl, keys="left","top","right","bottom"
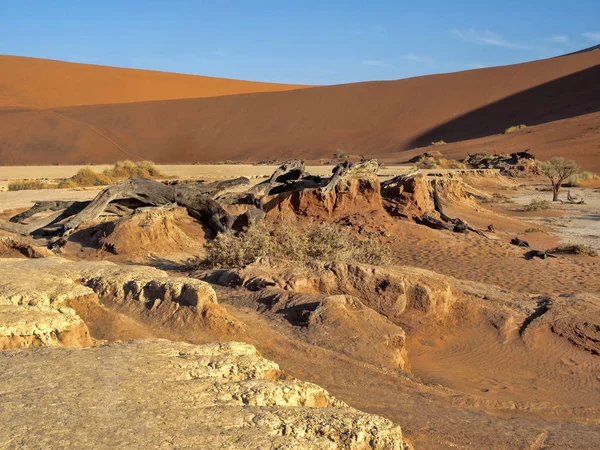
{"left": 582, "top": 32, "right": 600, "bottom": 41}
{"left": 403, "top": 53, "right": 434, "bottom": 64}
{"left": 548, "top": 35, "right": 569, "bottom": 44}
{"left": 451, "top": 29, "right": 529, "bottom": 50}
{"left": 363, "top": 59, "right": 392, "bottom": 68}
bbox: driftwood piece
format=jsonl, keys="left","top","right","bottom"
{"left": 249, "top": 160, "right": 306, "bottom": 196}
{"left": 0, "top": 210, "right": 67, "bottom": 236}
{"left": 10, "top": 201, "right": 78, "bottom": 224}
{"left": 511, "top": 237, "right": 530, "bottom": 248}
{"left": 195, "top": 177, "right": 250, "bottom": 197}
{"left": 380, "top": 172, "right": 419, "bottom": 191}
{"left": 566, "top": 190, "right": 585, "bottom": 205}
{"left": 321, "top": 159, "right": 379, "bottom": 194}
{"left": 429, "top": 182, "right": 490, "bottom": 238}
{"left": 57, "top": 177, "right": 233, "bottom": 236}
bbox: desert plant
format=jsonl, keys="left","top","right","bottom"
{"left": 196, "top": 218, "right": 391, "bottom": 269}
{"left": 547, "top": 244, "right": 598, "bottom": 257}
{"left": 333, "top": 150, "right": 349, "bottom": 160}
{"left": 103, "top": 160, "right": 165, "bottom": 179}
{"left": 415, "top": 156, "right": 438, "bottom": 169}
{"left": 524, "top": 198, "right": 552, "bottom": 211}
{"left": 57, "top": 160, "right": 167, "bottom": 189}
{"left": 58, "top": 167, "right": 112, "bottom": 188}
{"left": 430, "top": 140, "right": 447, "bottom": 146}
{"left": 7, "top": 179, "right": 57, "bottom": 191}
{"left": 524, "top": 227, "right": 547, "bottom": 234}
{"left": 567, "top": 171, "right": 600, "bottom": 187}
{"left": 539, "top": 157, "right": 578, "bottom": 201}
{"left": 503, "top": 124, "right": 526, "bottom": 134}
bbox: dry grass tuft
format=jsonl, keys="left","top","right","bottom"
{"left": 524, "top": 198, "right": 552, "bottom": 211}
{"left": 8, "top": 179, "right": 57, "bottom": 191}
{"left": 503, "top": 124, "right": 526, "bottom": 134}
{"left": 196, "top": 217, "right": 391, "bottom": 269}
{"left": 567, "top": 171, "right": 600, "bottom": 187}
{"left": 58, "top": 167, "right": 112, "bottom": 188}
{"left": 416, "top": 156, "right": 466, "bottom": 170}
{"left": 547, "top": 244, "right": 598, "bottom": 257}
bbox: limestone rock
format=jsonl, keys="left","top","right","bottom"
{"left": 0, "top": 305, "right": 91, "bottom": 350}
{"left": 0, "top": 257, "right": 241, "bottom": 335}
{"left": 0, "top": 339, "right": 409, "bottom": 449}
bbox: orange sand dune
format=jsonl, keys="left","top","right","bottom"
{"left": 0, "top": 50, "right": 598, "bottom": 168}
{"left": 0, "top": 55, "right": 308, "bottom": 109}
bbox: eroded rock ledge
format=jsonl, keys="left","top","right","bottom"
{"left": 0, "top": 339, "right": 410, "bottom": 449}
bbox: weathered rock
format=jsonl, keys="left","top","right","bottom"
{"left": 0, "top": 234, "right": 53, "bottom": 258}
{"left": 0, "top": 257, "right": 241, "bottom": 335}
{"left": 0, "top": 339, "right": 409, "bottom": 449}
{"left": 219, "top": 259, "right": 459, "bottom": 323}
{"left": 69, "top": 205, "right": 206, "bottom": 257}
{"left": 0, "top": 305, "right": 91, "bottom": 350}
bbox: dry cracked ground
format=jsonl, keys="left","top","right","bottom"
{"left": 1, "top": 163, "right": 599, "bottom": 449}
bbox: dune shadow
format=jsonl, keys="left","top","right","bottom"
{"left": 409, "top": 64, "right": 600, "bottom": 148}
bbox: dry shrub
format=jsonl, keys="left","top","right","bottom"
{"left": 524, "top": 198, "right": 551, "bottom": 211}
{"left": 567, "top": 171, "right": 600, "bottom": 187}
{"left": 547, "top": 244, "right": 598, "bottom": 257}
{"left": 8, "top": 179, "right": 57, "bottom": 191}
{"left": 416, "top": 156, "right": 465, "bottom": 170}
{"left": 103, "top": 160, "right": 165, "bottom": 179}
{"left": 59, "top": 160, "right": 167, "bottom": 189}
{"left": 503, "top": 124, "right": 526, "bottom": 134}
{"left": 58, "top": 167, "right": 112, "bottom": 188}
{"left": 198, "top": 218, "right": 391, "bottom": 269}
{"left": 430, "top": 140, "right": 447, "bottom": 146}
{"left": 524, "top": 227, "right": 547, "bottom": 234}
{"left": 415, "top": 156, "right": 438, "bottom": 169}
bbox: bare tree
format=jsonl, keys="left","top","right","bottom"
{"left": 539, "top": 157, "right": 578, "bottom": 201}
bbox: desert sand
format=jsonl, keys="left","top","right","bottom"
{"left": 0, "top": 50, "right": 599, "bottom": 169}
{"left": 1, "top": 159, "right": 599, "bottom": 449}
{"left": 0, "top": 55, "right": 308, "bottom": 109}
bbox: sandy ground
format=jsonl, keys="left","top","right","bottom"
{"left": 1, "top": 167, "right": 599, "bottom": 449}
{"left": 509, "top": 184, "right": 600, "bottom": 251}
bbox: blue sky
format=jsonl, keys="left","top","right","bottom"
{"left": 1, "top": 0, "right": 599, "bottom": 85}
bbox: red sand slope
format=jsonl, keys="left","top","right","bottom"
{"left": 0, "top": 51, "right": 599, "bottom": 169}
{"left": 0, "top": 55, "right": 308, "bottom": 109}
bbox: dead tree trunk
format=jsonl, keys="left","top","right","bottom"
{"left": 321, "top": 159, "right": 379, "bottom": 194}
{"left": 58, "top": 177, "right": 234, "bottom": 237}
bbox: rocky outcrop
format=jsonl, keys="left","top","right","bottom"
{"left": 0, "top": 257, "right": 241, "bottom": 345}
{"left": 69, "top": 205, "right": 206, "bottom": 257}
{"left": 0, "top": 339, "right": 409, "bottom": 449}
{"left": 0, "top": 234, "right": 53, "bottom": 258}
{"left": 218, "top": 259, "right": 460, "bottom": 322}
{"left": 0, "top": 305, "right": 91, "bottom": 350}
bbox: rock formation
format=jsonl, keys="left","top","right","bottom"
{"left": 0, "top": 339, "right": 410, "bottom": 449}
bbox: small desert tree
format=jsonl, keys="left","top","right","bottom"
{"left": 539, "top": 157, "right": 578, "bottom": 201}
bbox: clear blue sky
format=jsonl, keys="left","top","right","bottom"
{"left": 1, "top": 0, "right": 599, "bottom": 85}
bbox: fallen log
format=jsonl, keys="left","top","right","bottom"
{"left": 56, "top": 177, "right": 234, "bottom": 237}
